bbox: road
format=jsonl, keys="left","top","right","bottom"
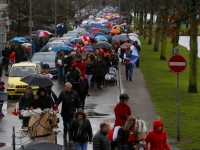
{"left": 0, "top": 69, "right": 120, "bottom": 150}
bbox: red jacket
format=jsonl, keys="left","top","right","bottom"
{"left": 114, "top": 102, "right": 131, "bottom": 127}
{"left": 72, "top": 60, "right": 86, "bottom": 79}
{"left": 145, "top": 120, "right": 170, "bottom": 150}
{"left": 41, "top": 71, "right": 54, "bottom": 81}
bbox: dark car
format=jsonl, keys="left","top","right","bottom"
{"left": 31, "top": 52, "right": 57, "bottom": 78}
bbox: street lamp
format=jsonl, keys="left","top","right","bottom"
{"left": 29, "top": 0, "right": 32, "bottom": 58}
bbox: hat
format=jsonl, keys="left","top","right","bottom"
{"left": 76, "top": 53, "right": 82, "bottom": 59}
{"left": 119, "top": 93, "right": 129, "bottom": 100}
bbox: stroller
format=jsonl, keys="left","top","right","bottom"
{"left": 105, "top": 67, "right": 117, "bottom": 86}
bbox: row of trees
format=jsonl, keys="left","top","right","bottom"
{"left": 2, "top": 0, "right": 91, "bottom": 36}
{"left": 125, "top": 0, "right": 199, "bottom": 93}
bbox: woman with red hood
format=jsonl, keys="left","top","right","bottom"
{"left": 145, "top": 120, "right": 170, "bottom": 150}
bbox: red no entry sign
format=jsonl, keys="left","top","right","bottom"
{"left": 168, "top": 54, "right": 187, "bottom": 73}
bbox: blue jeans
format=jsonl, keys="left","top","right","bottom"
{"left": 57, "top": 66, "right": 65, "bottom": 82}
{"left": 125, "top": 63, "right": 133, "bottom": 80}
{"left": 85, "top": 74, "right": 93, "bottom": 87}
{"left": 74, "top": 142, "right": 88, "bottom": 150}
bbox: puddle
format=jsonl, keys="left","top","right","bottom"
{"left": 84, "top": 103, "right": 97, "bottom": 109}
{"left": 0, "top": 143, "right": 6, "bottom": 148}
{"left": 86, "top": 111, "right": 109, "bottom": 118}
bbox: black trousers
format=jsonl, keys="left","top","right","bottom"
{"left": 62, "top": 117, "right": 73, "bottom": 138}
{"left": 95, "top": 76, "right": 104, "bottom": 86}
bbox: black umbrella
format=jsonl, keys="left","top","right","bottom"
{"left": 93, "top": 42, "right": 112, "bottom": 49}
{"left": 112, "top": 35, "right": 129, "bottom": 41}
{"left": 20, "top": 73, "right": 54, "bottom": 87}
{"left": 99, "top": 29, "right": 109, "bottom": 34}
{"left": 18, "top": 140, "right": 62, "bottom": 150}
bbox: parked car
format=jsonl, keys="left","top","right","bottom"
{"left": 6, "top": 62, "right": 40, "bottom": 97}
{"left": 31, "top": 52, "right": 57, "bottom": 78}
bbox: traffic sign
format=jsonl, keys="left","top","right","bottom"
{"left": 168, "top": 54, "right": 187, "bottom": 73}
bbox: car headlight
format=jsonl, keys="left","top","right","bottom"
{"left": 8, "top": 83, "right": 14, "bottom": 88}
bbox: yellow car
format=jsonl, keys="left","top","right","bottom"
{"left": 7, "top": 62, "right": 40, "bottom": 97}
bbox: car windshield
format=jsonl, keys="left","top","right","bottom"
{"left": 32, "top": 54, "right": 55, "bottom": 62}
{"left": 10, "top": 66, "right": 36, "bottom": 77}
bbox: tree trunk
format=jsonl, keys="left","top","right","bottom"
{"left": 188, "top": 1, "right": 198, "bottom": 93}
{"left": 136, "top": 9, "right": 139, "bottom": 29}
{"left": 139, "top": 7, "right": 143, "bottom": 35}
{"left": 17, "top": 2, "right": 21, "bottom": 36}
{"left": 148, "top": 10, "right": 154, "bottom": 44}
{"left": 160, "top": 7, "right": 168, "bottom": 60}
{"left": 143, "top": 7, "right": 147, "bottom": 39}
{"left": 172, "top": 22, "right": 180, "bottom": 48}
{"left": 134, "top": 5, "right": 137, "bottom": 28}
{"left": 153, "top": 12, "right": 161, "bottom": 52}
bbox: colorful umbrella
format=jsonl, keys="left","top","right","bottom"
{"left": 50, "top": 45, "right": 72, "bottom": 52}
{"left": 95, "top": 35, "right": 108, "bottom": 41}
{"left": 10, "top": 37, "right": 29, "bottom": 43}
{"left": 110, "top": 29, "right": 120, "bottom": 34}
{"left": 38, "top": 30, "right": 51, "bottom": 37}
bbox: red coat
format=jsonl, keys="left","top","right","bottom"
{"left": 145, "top": 120, "right": 170, "bottom": 150}
{"left": 72, "top": 60, "right": 86, "bottom": 79}
{"left": 114, "top": 102, "right": 131, "bottom": 127}
{"left": 42, "top": 71, "right": 54, "bottom": 81}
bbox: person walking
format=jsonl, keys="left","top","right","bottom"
{"left": 135, "top": 41, "right": 141, "bottom": 68}
{"left": 124, "top": 48, "right": 134, "bottom": 81}
{"left": 93, "top": 55, "right": 107, "bottom": 90}
{"left": 116, "top": 115, "right": 137, "bottom": 150}
{"left": 15, "top": 44, "right": 25, "bottom": 63}
{"left": 69, "top": 108, "right": 93, "bottom": 150}
{"left": 2, "top": 42, "right": 12, "bottom": 73}
{"left": 93, "top": 121, "right": 110, "bottom": 150}
{"left": 145, "top": 120, "right": 170, "bottom": 150}
{"left": 55, "top": 50, "right": 65, "bottom": 84}
{"left": 114, "top": 94, "right": 131, "bottom": 127}
{"left": 54, "top": 82, "right": 81, "bottom": 148}
{"left": 85, "top": 57, "right": 94, "bottom": 96}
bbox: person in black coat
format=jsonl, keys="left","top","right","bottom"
{"left": 64, "top": 52, "right": 74, "bottom": 74}
{"left": 93, "top": 56, "right": 107, "bottom": 90}
{"left": 69, "top": 108, "right": 93, "bottom": 150}
{"left": 35, "top": 87, "right": 52, "bottom": 110}
{"left": 2, "top": 42, "right": 12, "bottom": 72}
{"left": 54, "top": 82, "right": 82, "bottom": 143}
{"left": 15, "top": 44, "right": 25, "bottom": 63}
{"left": 93, "top": 121, "right": 110, "bottom": 150}
{"left": 19, "top": 86, "right": 36, "bottom": 110}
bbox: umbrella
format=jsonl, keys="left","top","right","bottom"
{"left": 91, "top": 22, "right": 102, "bottom": 27}
{"left": 18, "top": 140, "right": 62, "bottom": 150}
{"left": 78, "top": 32, "right": 90, "bottom": 37}
{"left": 110, "top": 29, "right": 120, "bottom": 34}
{"left": 112, "top": 25, "right": 124, "bottom": 31}
{"left": 21, "top": 43, "right": 32, "bottom": 48}
{"left": 10, "top": 37, "right": 29, "bottom": 43}
{"left": 93, "top": 42, "right": 112, "bottom": 49}
{"left": 71, "top": 38, "right": 81, "bottom": 44}
{"left": 92, "top": 32, "right": 105, "bottom": 37}
{"left": 108, "top": 18, "right": 115, "bottom": 21}
{"left": 20, "top": 73, "right": 54, "bottom": 87}
{"left": 81, "top": 24, "right": 92, "bottom": 30}
{"left": 66, "top": 43, "right": 76, "bottom": 48}
{"left": 99, "top": 29, "right": 109, "bottom": 34}
{"left": 128, "top": 33, "right": 138, "bottom": 38}
{"left": 87, "top": 35, "right": 96, "bottom": 43}
{"left": 38, "top": 30, "right": 51, "bottom": 37}
{"left": 85, "top": 46, "right": 94, "bottom": 52}
{"left": 51, "top": 45, "right": 72, "bottom": 52}
{"left": 112, "top": 35, "right": 129, "bottom": 41}
{"left": 95, "top": 35, "right": 108, "bottom": 41}
{"left": 104, "top": 35, "right": 113, "bottom": 41}
{"left": 129, "top": 36, "right": 141, "bottom": 46}
{"left": 120, "top": 43, "right": 133, "bottom": 49}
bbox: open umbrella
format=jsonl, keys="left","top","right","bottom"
{"left": 38, "top": 30, "right": 51, "bottom": 37}
{"left": 128, "top": 33, "right": 138, "bottom": 38}
{"left": 51, "top": 45, "right": 72, "bottom": 52}
{"left": 85, "top": 46, "right": 94, "bottom": 52}
{"left": 110, "top": 29, "right": 120, "bottom": 34}
{"left": 112, "top": 35, "right": 129, "bottom": 41}
{"left": 99, "top": 29, "right": 109, "bottom": 34}
{"left": 93, "top": 42, "right": 112, "bottom": 49}
{"left": 92, "top": 32, "right": 105, "bottom": 37}
{"left": 95, "top": 35, "right": 108, "bottom": 41}
{"left": 112, "top": 25, "right": 124, "bottom": 31}
{"left": 71, "top": 38, "right": 81, "bottom": 44}
{"left": 20, "top": 73, "right": 54, "bottom": 87}
{"left": 120, "top": 43, "right": 133, "bottom": 49}
{"left": 18, "top": 140, "right": 62, "bottom": 150}
{"left": 21, "top": 43, "right": 32, "bottom": 48}
{"left": 129, "top": 36, "right": 141, "bottom": 46}
{"left": 10, "top": 37, "right": 29, "bottom": 43}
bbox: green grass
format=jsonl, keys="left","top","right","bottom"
{"left": 140, "top": 36, "right": 200, "bottom": 149}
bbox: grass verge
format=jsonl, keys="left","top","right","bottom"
{"left": 139, "top": 36, "right": 200, "bottom": 149}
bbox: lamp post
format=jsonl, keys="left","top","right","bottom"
{"left": 29, "top": 0, "right": 32, "bottom": 59}
{"left": 55, "top": 0, "right": 57, "bottom": 36}
{"left": 119, "top": 0, "right": 120, "bottom": 14}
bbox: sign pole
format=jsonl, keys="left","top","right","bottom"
{"left": 177, "top": 73, "right": 180, "bottom": 141}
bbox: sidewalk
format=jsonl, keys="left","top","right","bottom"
{"left": 118, "top": 64, "right": 179, "bottom": 150}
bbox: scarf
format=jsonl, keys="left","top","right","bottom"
{"left": 76, "top": 119, "right": 84, "bottom": 137}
